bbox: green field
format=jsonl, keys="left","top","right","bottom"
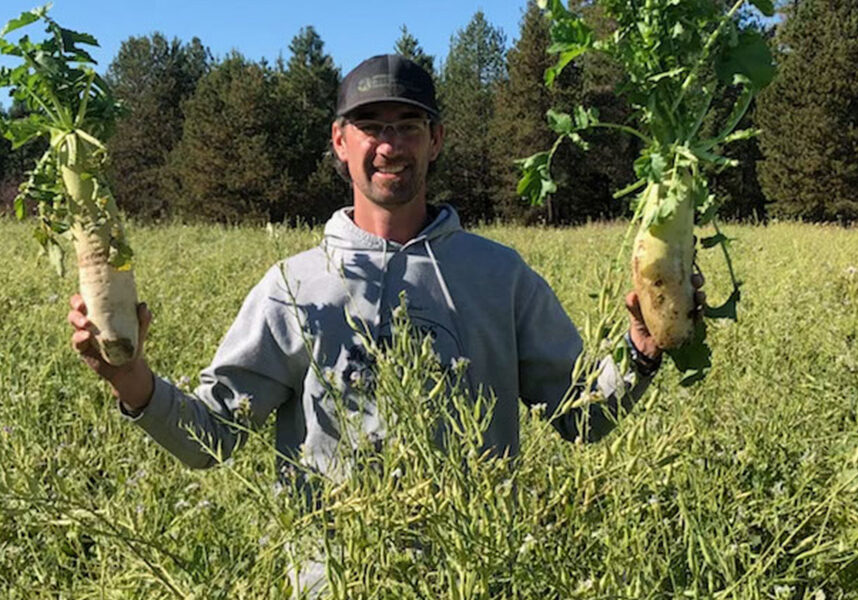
{"left": 1, "top": 218, "right": 857, "bottom": 599}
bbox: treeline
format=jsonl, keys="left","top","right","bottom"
{"left": 1, "top": 0, "right": 857, "bottom": 225}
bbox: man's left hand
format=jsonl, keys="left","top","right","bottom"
{"left": 625, "top": 273, "right": 706, "bottom": 361}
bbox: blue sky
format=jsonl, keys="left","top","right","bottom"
{"left": 2, "top": 1, "right": 531, "bottom": 76}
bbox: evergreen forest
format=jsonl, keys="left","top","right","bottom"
{"left": 1, "top": 0, "right": 856, "bottom": 225}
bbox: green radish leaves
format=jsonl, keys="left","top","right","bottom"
{"left": 704, "top": 287, "right": 741, "bottom": 320}
{"left": 546, "top": 109, "right": 573, "bottom": 135}
{"left": 545, "top": 17, "right": 594, "bottom": 87}
{"left": 0, "top": 6, "right": 47, "bottom": 37}
{"left": 517, "top": 107, "right": 601, "bottom": 205}
{"left": 699, "top": 232, "right": 728, "bottom": 249}
{"left": 1, "top": 5, "right": 132, "bottom": 273}
{"left": 715, "top": 30, "right": 776, "bottom": 90}
{"left": 515, "top": 151, "right": 557, "bottom": 207}
{"left": 667, "top": 319, "right": 711, "bottom": 386}
{"left": 634, "top": 150, "right": 669, "bottom": 182}
{"left": 748, "top": 0, "right": 775, "bottom": 17}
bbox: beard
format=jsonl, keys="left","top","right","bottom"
{"left": 355, "top": 160, "right": 429, "bottom": 208}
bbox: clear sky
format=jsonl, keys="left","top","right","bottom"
{"left": 1, "top": 1, "right": 531, "bottom": 76}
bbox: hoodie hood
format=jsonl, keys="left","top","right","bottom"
{"left": 320, "top": 203, "right": 464, "bottom": 339}
{"left": 322, "top": 204, "right": 463, "bottom": 252}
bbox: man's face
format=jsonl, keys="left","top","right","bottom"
{"left": 332, "top": 102, "right": 443, "bottom": 209}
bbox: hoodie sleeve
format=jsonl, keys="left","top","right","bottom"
{"left": 124, "top": 266, "right": 307, "bottom": 468}
{"left": 516, "top": 267, "right": 652, "bottom": 443}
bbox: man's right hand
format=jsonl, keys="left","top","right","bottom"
{"left": 68, "top": 294, "right": 155, "bottom": 411}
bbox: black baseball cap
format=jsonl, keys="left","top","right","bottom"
{"left": 337, "top": 54, "right": 439, "bottom": 118}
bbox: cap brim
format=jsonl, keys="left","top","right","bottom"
{"left": 337, "top": 97, "right": 439, "bottom": 118}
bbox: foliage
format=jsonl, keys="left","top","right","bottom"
{"left": 488, "top": 1, "right": 578, "bottom": 225}
{"left": 756, "top": 0, "right": 858, "bottom": 222}
{"left": 163, "top": 27, "right": 343, "bottom": 225}
{"left": 2, "top": 219, "right": 858, "bottom": 596}
{"left": 393, "top": 25, "right": 435, "bottom": 76}
{"left": 0, "top": 4, "right": 129, "bottom": 274}
{"left": 106, "top": 33, "right": 210, "bottom": 221}
{"left": 435, "top": 11, "right": 507, "bottom": 223}
{"left": 277, "top": 26, "right": 339, "bottom": 188}
{"left": 490, "top": 1, "right": 637, "bottom": 225}
{"left": 275, "top": 26, "right": 344, "bottom": 224}
{"left": 0, "top": 100, "right": 49, "bottom": 216}
{"left": 702, "top": 87, "right": 770, "bottom": 221}
{"left": 165, "top": 52, "right": 292, "bottom": 223}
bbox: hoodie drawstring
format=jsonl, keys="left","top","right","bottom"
{"left": 424, "top": 239, "right": 456, "bottom": 314}
{"left": 376, "top": 239, "right": 390, "bottom": 329}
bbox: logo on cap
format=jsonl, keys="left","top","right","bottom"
{"left": 357, "top": 74, "right": 411, "bottom": 95}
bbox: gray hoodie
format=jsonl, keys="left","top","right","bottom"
{"left": 126, "top": 205, "right": 650, "bottom": 474}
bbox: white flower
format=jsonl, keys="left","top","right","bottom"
{"left": 518, "top": 533, "right": 536, "bottom": 555}
{"left": 450, "top": 356, "right": 470, "bottom": 371}
{"left": 128, "top": 468, "right": 147, "bottom": 486}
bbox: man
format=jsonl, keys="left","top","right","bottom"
{"left": 69, "top": 54, "right": 692, "bottom": 478}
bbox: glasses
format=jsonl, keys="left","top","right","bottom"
{"left": 347, "top": 117, "right": 430, "bottom": 140}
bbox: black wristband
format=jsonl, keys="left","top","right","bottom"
{"left": 624, "top": 331, "right": 662, "bottom": 377}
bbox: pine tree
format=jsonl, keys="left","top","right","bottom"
{"left": 756, "top": 0, "right": 858, "bottom": 221}
{"left": 166, "top": 53, "right": 291, "bottom": 223}
{"left": 436, "top": 11, "right": 507, "bottom": 223}
{"left": 106, "top": 34, "right": 210, "bottom": 220}
{"left": 394, "top": 26, "right": 435, "bottom": 75}
{"left": 488, "top": 2, "right": 573, "bottom": 223}
{"left": 274, "top": 26, "right": 345, "bottom": 222}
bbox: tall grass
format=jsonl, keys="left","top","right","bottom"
{"left": 1, "top": 218, "right": 857, "bottom": 598}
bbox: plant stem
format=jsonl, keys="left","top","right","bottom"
{"left": 586, "top": 122, "right": 652, "bottom": 145}
{"left": 672, "top": 0, "right": 747, "bottom": 114}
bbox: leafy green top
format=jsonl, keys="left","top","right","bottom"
{"left": 1, "top": 4, "right": 127, "bottom": 274}
{"left": 519, "top": 0, "right": 775, "bottom": 210}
